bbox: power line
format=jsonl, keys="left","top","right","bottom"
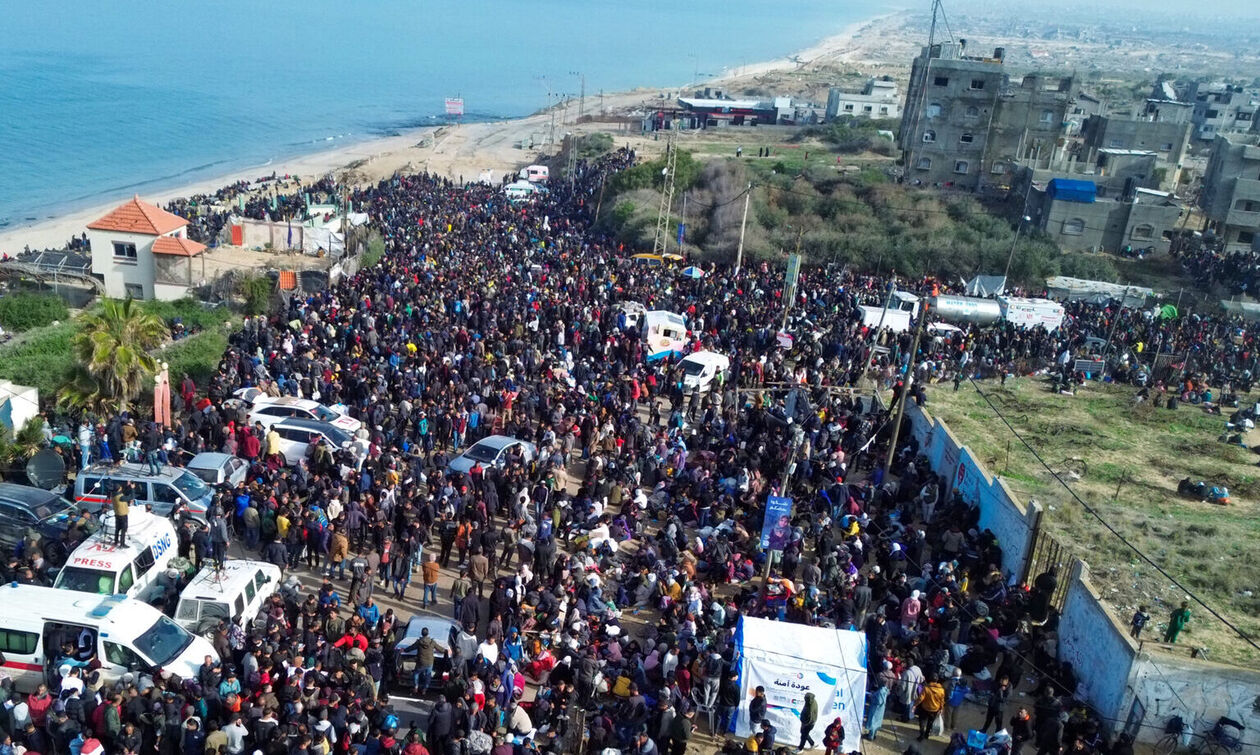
{"left": 966, "top": 377, "right": 1260, "bottom": 654}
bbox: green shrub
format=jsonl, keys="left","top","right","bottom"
{"left": 361, "top": 231, "right": 386, "bottom": 268}
{"left": 0, "top": 293, "right": 68, "bottom": 332}
{"left": 140, "top": 298, "right": 223, "bottom": 331}
{"left": 1057, "top": 252, "right": 1120, "bottom": 282}
{"left": 578, "top": 132, "right": 615, "bottom": 158}
{"left": 238, "top": 274, "right": 274, "bottom": 316}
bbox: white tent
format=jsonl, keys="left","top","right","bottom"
{"left": 733, "top": 617, "right": 867, "bottom": 752}
{"left": 965, "top": 274, "right": 1007, "bottom": 297}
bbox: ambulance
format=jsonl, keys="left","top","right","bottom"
{"left": 0, "top": 583, "right": 217, "bottom": 693}
{"left": 53, "top": 509, "right": 178, "bottom": 602}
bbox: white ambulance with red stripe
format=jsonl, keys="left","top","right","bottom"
{"left": 0, "top": 584, "right": 217, "bottom": 693}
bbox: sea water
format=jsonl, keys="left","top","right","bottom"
{"left": 0, "top": 0, "right": 886, "bottom": 226}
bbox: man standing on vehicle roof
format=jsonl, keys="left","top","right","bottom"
{"left": 112, "top": 482, "right": 134, "bottom": 547}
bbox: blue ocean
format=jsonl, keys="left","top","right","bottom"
{"left": 0, "top": 0, "right": 882, "bottom": 227}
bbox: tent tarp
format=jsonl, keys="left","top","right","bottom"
{"left": 734, "top": 617, "right": 867, "bottom": 752}
{"left": 1047, "top": 178, "right": 1096, "bottom": 203}
{"left": 1220, "top": 300, "right": 1260, "bottom": 320}
{"left": 1045, "top": 276, "right": 1152, "bottom": 307}
{"left": 964, "top": 275, "right": 1007, "bottom": 297}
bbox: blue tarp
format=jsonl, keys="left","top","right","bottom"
{"left": 1047, "top": 178, "right": 1096, "bottom": 203}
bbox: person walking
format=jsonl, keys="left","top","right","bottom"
{"left": 1164, "top": 602, "right": 1191, "bottom": 643}
{"left": 915, "top": 675, "right": 945, "bottom": 741}
{"left": 1130, "top": 606, "right": 1151, "bottom": 640}
{"left": 798, "top": 691, "right": 819, "bottom": 750}
{"left": 982, "top": 676, "right": 1011, "bottom": 733}
{"left": 421, "top": 553, "right": 440, "bottom": 608}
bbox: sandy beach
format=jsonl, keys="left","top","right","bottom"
{"left": 0, "top": 11, "right": 912, "bottom": 256}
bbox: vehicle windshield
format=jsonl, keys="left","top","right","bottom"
{"left": 187, "top": 467, "right": 218, "bottom": 484}
{"left": 463, "top": 443, "right": 502, "bottom": 463}
{"left": 172, "top": 472, "right": 210, "bottom": 500}
{"left": 133, "top": 615, "right": 194, "bottom": 666}
{"left": 56, "top": 566, "right": 116, "bottom": 594}
{"left": 681, "top": 360, "right": 707, "bottom": 377}
{"left": 29, "top": 494, "right": 75, "bottom": 521}
{"left": 313, "top": 406, "right": 341, "bottom": 422}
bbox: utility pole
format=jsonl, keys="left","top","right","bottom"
{"left": 906, "top": 0, "right": 944, "bottom": 183}
{"left": 1101, "top": 284, "right": 1132, "bottom": 376}
{"left": 734, "top": 182, "right": 752, "bottom": 275}
{"left": 570, "top": 71, "right": 586, "bottom": 121}
{"left": 781, "top": 230, "right": 804, "bottom": 332}
{"left": 1003, "top": 181, "right": 1034, "bottom": 289}
{"left": 861, "top": 280, "right": 899, "bottom": 385}
{"left": 884, "top": 301, "right": 927, "bottom": 474}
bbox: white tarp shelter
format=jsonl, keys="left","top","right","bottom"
{"left": 733, "top": 617, "right": 867, "bottom": 752}
{"left": 1045, "top": 276, "right": 1152, "bottom": 307}
{"left": 965, "top": 275, "right": 1007, "bottom": 297}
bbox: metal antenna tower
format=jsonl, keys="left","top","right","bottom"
{"left": 652, "top": 132, "right": 678, "bottom": 255}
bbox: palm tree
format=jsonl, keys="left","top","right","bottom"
{"left": 58, "top": 298, "right": 167, "bottom": 414}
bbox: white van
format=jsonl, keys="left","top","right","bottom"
{"left": 54, "top": 510, "right": 177, "bottom": 602}
{"left": 519, "top": 165, "right": 549, "bottom": 183}
{"left": 174, "top": 560, "right": 281, "bottom": 635}
{"left": 859, "top": 304, "right": 912, "bottom": 334}
{"left": 0, "top": 583, "right": 217, "bottom": 693}
{"left": 642, "top": 310, "right": 688, "bottom": 362}
{"left": 678, "top": 351, "right": 731, "bottom": 393}
{"left": 504, "top": 181, "right": 540, "bottom": 202}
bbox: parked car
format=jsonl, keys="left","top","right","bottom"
{"left": 678, "top": 350, "right": 731, "bottom": 393}
{"left": 0, "top": 482, "right": 84, "bottom": 566}
{"left": 448, "top": 435, "right": 537, "bottom": 475}
{"left": 74, "top": 463, "right": 214, "bottom": 523}
{"left": 186, "top": 452, "right": 249, "bottom": 488}
{"left": 247, "top": 396, "right": 361, "bottom": 434}
{"left": 174, "top": 560, "right": 281, "bottom": 635}
{"left": 269, "top": 418, "right": 369, "bottom": 469}
{"left": 394, "top": 615, "right": 459, "bottom": 691}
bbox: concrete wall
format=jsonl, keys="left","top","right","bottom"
{"left": 238, "top": 218, "right": 305, "bottom": 250}
{"left": 1129, "top": 654, "right": 1260, "bottom": 748}
{"left": 1058, "top": 561, "right": 1139, "bottom": 731}
{"left": 904, "top": 402, "right": 1039, "bottom": 580}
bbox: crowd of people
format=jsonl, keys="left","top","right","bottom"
{"left": 7, "top": 141, "right": 1256, "bottom": 755}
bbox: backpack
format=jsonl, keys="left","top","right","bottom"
{"left": 383, "top": 713, "right": 400, "bottom": 730}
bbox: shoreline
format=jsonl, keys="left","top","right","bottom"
{"left": 0, "top": 10, "right": 910, "bottom": 255}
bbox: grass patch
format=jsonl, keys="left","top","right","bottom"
{"left": 927, "top": 378, "right": 1260, "bottom": 667}
{"left": 0, "top": 321, "right": 77, "bottom": 397}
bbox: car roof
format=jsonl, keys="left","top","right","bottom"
{"left": 254, "top": 396, "right": 319, "bottom": 409}
{"left": 64, "top": 511, "right": 175, "bottom": 569}
{"left": 680, "top": 350, "right": 729, "bottom": 367}
{"left": 0, "top": 482, "right": 66, "bottom": 509}
{"left": 3, "top": 583, "right": 170, "bottom": 629}
{"left": 188, "top": 452, "right": 235, "bottom": 468}
{"left": 81, "top": 463, "right": 187, "bottom": 482}
{"left": 399, "top": 615, "right": 459, "bottom": 652}
{"left": 473, "top": 435, "right": 524, "bottom": 450}
{"left": 182, "top": 560, "right": 280, "bottom": 597}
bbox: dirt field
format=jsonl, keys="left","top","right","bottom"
{"left": 926, "top": 378, "right": 1260, "bottom": 667}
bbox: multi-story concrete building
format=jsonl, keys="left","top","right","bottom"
{"left": 1188, "top": 82, "right": 1260, "bottom": 142}
{"left": 1024, "top": 177, "right": 1184, "bottom": 254}
{"left": 899, "top": 41, "right": 1006, "bottom": 190}
{"left": 826, "top": 79, "right": 902, "bottom": 121}
{"left": 899, "top": 41, "right": 1074, "bottom": 192}
{"left": 1080, "top": 113, "right": 1192, "bottom": 189}
{"left": 1200, "top": 133, "right": 1260, "bottom": 252}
